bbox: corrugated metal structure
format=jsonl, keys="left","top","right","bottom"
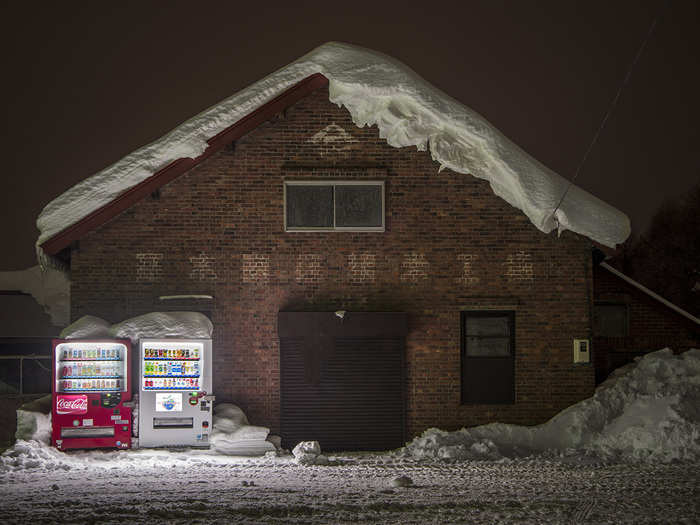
{"left": 278, "top": 312, "right": 407, "bottom": 451}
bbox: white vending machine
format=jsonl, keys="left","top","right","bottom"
{"left": 138, "top": 338, "right": 214, "bottom": 448}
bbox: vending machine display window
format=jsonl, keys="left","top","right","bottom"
{"left": 142, "top": 341, "right": 204, "bottom": 391}
{"left": 55, "top": 341, "right": 128, "bottom": 393}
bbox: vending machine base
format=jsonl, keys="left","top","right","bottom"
{"left": 139, "top": 394, "right": 215, "bottom": 448}
{"left": 54, "top": 405, "right": 132, "bottom": 451}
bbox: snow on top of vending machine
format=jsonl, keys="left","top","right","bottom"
{"left": 109, "top": 312, "right": 213, "bottom": 342}
{"left": 60, "top": 312, "right": 213, "bottom": 342}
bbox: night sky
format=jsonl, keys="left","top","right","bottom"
{"left": 2, "top": 0, "right": 698, "bottom": 270}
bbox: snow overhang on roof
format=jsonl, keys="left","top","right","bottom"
{"left": 36, "top": 41, "right": 631, "bottom": 261}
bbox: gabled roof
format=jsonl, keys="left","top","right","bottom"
{"left": 599, "top": 261, "right": 700, "bottom": 325}
{"left": 39, "top": 74, "right": 328, "bottom": 256}
{"left": 37, "top": 42, "right": 631, "bottom": 261}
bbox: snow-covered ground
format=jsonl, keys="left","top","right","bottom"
{"left": 1, "top": 450, "right": 698, "bottom": 524}
{"left": 2, "top": 347, "right": 698, "bottom": 523}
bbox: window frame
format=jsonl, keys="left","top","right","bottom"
{"left": 460, "top": 310, "right": 515, "bottom": 405}
{"left": 283, "top": 180, "right": 385, "bottom": 232}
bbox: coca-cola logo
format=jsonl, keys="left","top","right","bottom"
{"left": 56, "top": 395, "right": 88, "bottom": 415}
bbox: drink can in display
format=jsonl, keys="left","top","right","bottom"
{"left": 115, "top": 378, "right": 120, "bottom": 389}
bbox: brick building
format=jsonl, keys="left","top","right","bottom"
{"left": 37, "top": 48, "right": 632, "bottom": 449}
{"left": 592, "top": 257, "right": 699, "bottom": 383}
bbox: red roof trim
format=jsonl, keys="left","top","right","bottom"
{"left": 40, "top": 73, "right": 330, "bottom": 256}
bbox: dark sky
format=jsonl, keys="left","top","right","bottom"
{"left": 2, "top": 0, "right": 698, "bottom": 270}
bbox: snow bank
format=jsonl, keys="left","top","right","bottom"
{"left": 209, "top": 403, "right": 276, "bottom": 456}
{"left": 0, "top": 265, "right": 69, "bottom": 326}
{"left": 404, "top": 348, "right": 700, "bottom": 463}
{"left": 14, "top": 395, "right": 51, "bottom": 444}
{"left": 36, "top": 42, "right": 629, "bottom": 262}
{"left": 109, "top": 311, "right": 213, "bottom": 342}
{"left": 60, "top": 315, "right": 111, "bottom": 339}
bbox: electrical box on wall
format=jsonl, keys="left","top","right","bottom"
{"left": 573, "top": 339, "right": 590, "bottom": 363}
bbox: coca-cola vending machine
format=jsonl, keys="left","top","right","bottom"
{"left": 51, "top": 339, "right": 133, "bottom": 450}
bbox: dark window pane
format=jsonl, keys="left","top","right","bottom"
{"left": 466, "top": 336, "right": 511, "bottom": 357}
{"left": 466, "top": 316, "right": 511, "bottom": 337}
{"left": 0, "top": 359, "right": 21, "bottom": 394}
{"left": 22, "top": 358, "right": 51, "bottom": 394}
{"left": 286, "top": 185, "right": 333, "bottom": 228}
{"left": 335, "top": 185, "right": 383, "bottom": 228}
{"left": 594, "top": 304, "right": 627, "bottom": 336}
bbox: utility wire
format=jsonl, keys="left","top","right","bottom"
{"left": 550, "top": 4, "right": 667, "bottom": 222}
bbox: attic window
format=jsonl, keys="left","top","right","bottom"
{"left": 284, "top": 181, "right": 384, "bottom": 232}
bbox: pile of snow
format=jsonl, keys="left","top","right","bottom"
{"left": 60, "top": 315, "right": 111, "bottom": 339}
{"left": 14, "top": 395, "right": 52, "bottom": 444}
{"left": 404, "top": 348, "right": 700, "bottom": 463}
{"left": 209, "top": 403, "right": 277, "bottom": 456}
{"left": 110, "top": 311, "right": 213, "bottom": 342}
{"left": 292, "top": 440, "right": 329, "bottom": 466}
{"left": 61, "top": 312, "right": 213, "bottom": 342}
{"left": 0, "top": 265, "right": 69, "bottom": 326}
{"left": 36, "top": 41, "right": 629, "bottom": 266}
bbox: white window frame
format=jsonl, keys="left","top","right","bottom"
{"left": 284, "top": 180, "right": 385, "bottom": 232}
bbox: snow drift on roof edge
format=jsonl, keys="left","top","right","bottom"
{"left": 36, "top": 41, "right": 630, "bottom": 255}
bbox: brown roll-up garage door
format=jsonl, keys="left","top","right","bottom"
{"left": 278, "top": 312, "right": 407, "bottom": 452}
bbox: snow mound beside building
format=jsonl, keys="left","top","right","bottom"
{"left": 404, "top": 348, "right": 700, "bottom": 463}
{"left": 36, "top": 42, "right": 629, "bottom": 260}
{"left": 209, "top": 403, "right": 277, "bottom": 456}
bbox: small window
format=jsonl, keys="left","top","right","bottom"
{"left": 284, "top": 181, "right": 384, "bottom": 231}
{"left": 594, "top": 303, "right": 628, "bottom": 337}
{"left": 461, "top": 311, "right": 515, "bottom": 404}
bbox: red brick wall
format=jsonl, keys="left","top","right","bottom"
{"left": 593, "top": 264, "right": 700, "bottom": 382}
{"left": 70, "top": 87, "right": 595, "bottom": 438}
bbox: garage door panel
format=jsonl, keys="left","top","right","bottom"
{"left": 279, "top": 312, "right": 406, "bottom": 452}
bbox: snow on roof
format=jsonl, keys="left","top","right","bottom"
{"left": 0, "top": 265, "right": 69, "bottom": 326}
{"left": 36, "top": 41, "right": 630, "bottom": 256}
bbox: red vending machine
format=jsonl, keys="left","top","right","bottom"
{"left": 51, "top": 339, "right": 132, "bottom": 450}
